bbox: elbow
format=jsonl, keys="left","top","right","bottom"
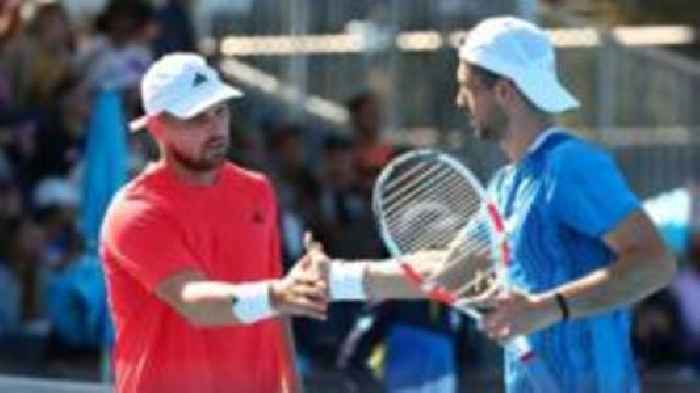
{"left": 183, "top": 312, "right": 211, "bottom": 327}
{"left": 181, "top": 307, "right": 234, "bottom": 328}
{"left": 177, "top": 298, "right": 243, "bottom": 327}
{"left": 658, "top": 250, "right": 677, "bottom": 288}
{"left": 176, "top": 303, "right": 211, "bottom": 327}
{"left": 174, "top": 296, "right": 222, "bottom": 327}
{"left": 646, "top": 247, "right": 676, "bottom": 292}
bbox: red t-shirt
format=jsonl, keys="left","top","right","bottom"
{"left": 100, "top": 162, "right": 295, "bottom": 393}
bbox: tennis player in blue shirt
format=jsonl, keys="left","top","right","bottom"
{"left": 452, "top": 16, "right": 676, "bottom": 392}
{"left": 301, "top": 16, "right": 676, "bottom": 393}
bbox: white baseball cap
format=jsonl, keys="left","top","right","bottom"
{"left": 459, "top": 16, "right": 579, "bottom": 113}
{"left": 129, "top": 53, "right": 243, "bottom": 131}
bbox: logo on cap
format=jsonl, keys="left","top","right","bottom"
{"left": 193, "top": 72, "right": 208, "bottom": 87}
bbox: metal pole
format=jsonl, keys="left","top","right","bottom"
{"left": 597, "top": 32, "right": 616, "bottom": 133}
{"left": 387, "top": 0, "right": 401, "bottom": 136}
{"left": 287, "top": 0, "right": 309, "bottom": 121}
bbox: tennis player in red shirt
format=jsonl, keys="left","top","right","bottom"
{"left": 100, "top": 53, "right": 327, "bottom": 393}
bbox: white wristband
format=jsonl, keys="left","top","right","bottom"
{"left": 231, "top": 281, "right": 276, "bottom": 323}
{"left": 329, "top": 262, "right": 367, "bottom": 300}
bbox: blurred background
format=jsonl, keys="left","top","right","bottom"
{"left": 0, "top": 0, "right": 699, "bottom": 392}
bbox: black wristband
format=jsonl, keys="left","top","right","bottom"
{"left": 554, "top": 292, "right": 570, "bottom": 321}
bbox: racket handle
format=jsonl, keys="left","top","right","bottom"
{"left": 508, "top": 335, "right": 535, "bottom": 363}
{"left": 508, "top": 336, "right": 561, "bottom": 393}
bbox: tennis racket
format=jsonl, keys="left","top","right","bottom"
{"left": 372, "top": 149, "right": 559, "bottom": 393}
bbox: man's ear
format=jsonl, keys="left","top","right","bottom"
{"left": 493, "top": 79, "right": 513, "bottom": 104}
{"left": 491, "top": 80, "right": 509, "bottom": 107}
{"left": 495, "top": 79, "right": 525, "bottom": 110}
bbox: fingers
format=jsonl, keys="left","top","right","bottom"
{"left": 279, "top": 232, "right": 333, "bottom": 320}
{"left": 452, "top": 284, "right": 502, "bottom": 321}
{"left": 455, "top": 280, "right": 502, "bottom": 306}
{"left": 285, "top": 288, "right": 328, "bottom": 320}
{"left": 303, "top": 231, "right": 313, "bottom": 249}
{"left": 477, "top": 292, "right": 526, "bottom": 342}
{"left": 290, "top": 277, "right": 327, "bottom": 301}
{"left": 459, "top": 288, "right": 545, "bottom": 346}
{"left": 303, "top": 231, "right": 325, "bottom": 256}
{"left": 276, "top": 275, "right": 329, "bottom": 320}
{"left": 284, "top": 297, "right": 328, "bottom": 320}
{"left": 299, "top": 231, "right": 330, "bottom": 279}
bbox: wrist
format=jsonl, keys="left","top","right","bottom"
{"left": 328, "top": 261, "right": 367, "bottom": 300}
{"left": 269, "top": 279, "right": 283, "bottom": 311}
{"left": 535, "top": 292, "right": 566, "bottom": 325}
{"left": 554, "top": 291, "right": 570, "bottom": 321}
{"left": 231, "top": 281, "right": 276, "bottom": 323}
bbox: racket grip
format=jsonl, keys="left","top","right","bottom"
{"left": 509, "top": 336, "right": 561, "bottom": 393}
{"left": 508, "top": 335, "right": 535, "bottom": 363}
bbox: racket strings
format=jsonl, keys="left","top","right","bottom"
{"left": 386, "top": 211, "right": 482, "bottom": 254}
{"left": 381, "top": 164, "right": 463, "bottom": 218}
{"left": 376, "top": 154, "right": 505, "bottom": 310}
{"left": 386, "top": 196, "right": 479, "bottom": 252}
{"left": 380, "top": 161, "right": 446, "bottom": 206}
{"left": 384, "top": 192, "right": 481, "bottom": 248}
{"left": 380, "top": 159, "right": 432, "bottom": 194}
{"left": 380, "top": 165, "right": 483, "bottom": 253}
{"left": 383, "top": 176, "right": 483, "bottom": 225}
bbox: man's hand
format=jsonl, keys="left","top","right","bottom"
{"left": 298, "top": 232, "right": 331, "bottom": 292}
{"left": 475, "top": 289, "right": 562, "bottom": 343}
{"left": 269, "top": 252, "right": 329, "bottom": 320}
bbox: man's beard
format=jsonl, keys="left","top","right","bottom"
{"left": 472, "top": 104, "right": 509, "bottom": 142}
{"left": 168, "top": 142, "right": 227, "bottom": 172}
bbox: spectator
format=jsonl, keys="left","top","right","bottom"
{"left": 5, "top": 217, "right": 45, "bottom": 322}
{"left": 266, "top": 124, "right": 318, "bottom": 268}
{"left": 78, "top": 0, "right": 157, "bottom": 99}
{"left": 43, "top": 220, "right": 106, "bottom": 351}
{"left": 314, "top": 134, "right": 367, "bottom": 257}
{"left": 0, "top": 250, "right": 21, "bottom": 335}
{"left": 0, "top": 178, "right": 23, "bottom": 335}
{"left": 0, "top": 0, "right": 31, "bottom": 113}
{"left": 22, "top": 2, "right": 76, "bottom": 109}
{"left": 346, "top": 92, "right": 394, "bottom": 193}
{"left": 670, "top": 232, "right": 700, "bottom": 372}
{"left": 633, "top": 289, "right": 687, "bottom": 369}
{"left": 152, "top": 0, "right": 196, "bottom": 58}
{"left": 31, "top": 75, "right": 91, "bottom": 179}
{"left": 3, "top": 115, "right": 40, "bottom": 194}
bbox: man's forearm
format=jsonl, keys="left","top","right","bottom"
{"left": 331, "top": 259, "right": 426, "bottom": 300}
{"left": 544, "top": 249, "right": 675, "bottom": 320}
{"left": 157, "top": 270, "right": 263, "bottom": 326}
{"left": 178, "top": 280, "right": 276, "bottom": 326}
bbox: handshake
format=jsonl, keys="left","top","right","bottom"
{"left": 266, "top": 233, "right": 559, "bottom": 344}
{"left": 268, "top": 233, "right": 457, "bottom": 321}
{"left": 268, "top": 233, "right": 340, "bottom": 320}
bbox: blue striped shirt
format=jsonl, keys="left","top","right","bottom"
{"left": 487, "top": 129, "right": 641, "bottom": 393}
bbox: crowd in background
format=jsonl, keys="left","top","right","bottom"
{"left": 0, "top": 0, "right": 194, "bottom": 378}
{"left": 1, "top": 0, "right": 700, "bottom": 390}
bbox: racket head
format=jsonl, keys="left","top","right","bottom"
{"left": 372, "top": 149, "right": 510, "bottom": 312}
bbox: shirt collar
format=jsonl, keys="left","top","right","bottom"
{"left": 526, "top": 126, "right": 561, "bottom": 156}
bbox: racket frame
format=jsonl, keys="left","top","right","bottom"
{"left": 372, "top": 149, "right": 535, "bottom": 363}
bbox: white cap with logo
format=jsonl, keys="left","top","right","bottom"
{"left": 459, "top": 16, "right": 579, "bottom": 113}
{"left": 129, "top": 53, "right": 243, "bottom": 131}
